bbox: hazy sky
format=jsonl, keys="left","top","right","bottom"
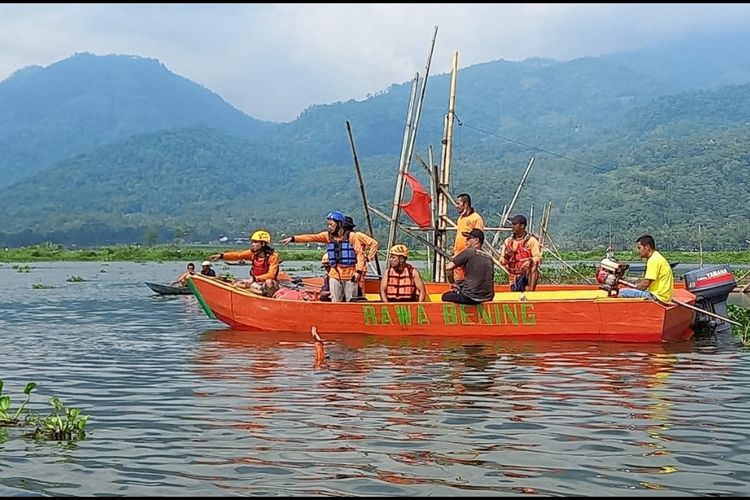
{"left": 2, "top": 3, "right": 750, "bottom": 122}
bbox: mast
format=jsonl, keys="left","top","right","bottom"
{"left": 434, "top": 51, "right": 459, "bottom": 283}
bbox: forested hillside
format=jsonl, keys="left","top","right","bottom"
{"left": 0, "top": 82, "right": 748, "bottom": 250}
{"left": 1, "top": 31, "right": 750, "bottom": 250}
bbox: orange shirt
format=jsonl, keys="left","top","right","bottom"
{"left": 453, "top": 210, "right": 485, "bottom": 256}
{"left": 293, "top": 231, "right": 367, "bottom": 281}
{"left": 352, "top": 231, "right": 379, "bottom": 262}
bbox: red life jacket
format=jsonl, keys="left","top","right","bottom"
{"left": 251, "top": 251, "right": 270, "bottom": 279}
{"left": 385, "top": 264, "right": 418, "bottom": 301}
{"left": 504, "top": 234, "right": 534, "bottom": 275}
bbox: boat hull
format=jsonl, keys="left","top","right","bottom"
{"left": 187, "top": 276, "right": 695, "bottom": 343}
{"left": 145, "top": 281, "right": 193, "bottom": 295}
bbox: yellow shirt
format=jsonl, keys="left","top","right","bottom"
{"left": 453, "top": 210, "right": 484, "bottom": 256}
{"left": 645, "top": 250, "right": 673, "bottom": 302}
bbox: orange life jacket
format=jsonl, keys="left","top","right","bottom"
{"left": 385, "top": 264, "right": 418, "bottom": 301}
{"left": 504, "top": 234, "right": 534, "bottom": 275}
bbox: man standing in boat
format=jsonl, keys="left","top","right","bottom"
{"left": 443, "top": 228, "right": 495, "bottom": 304}
{"left": 380, "top": 244, "right": 427, "bottom": 302}
{"left": 209, "top": 230, "right": 281, "bottom": 296}
{"left": 500, "top": 214, "right": 541, "bottom": 292}
{"left": 451, "top": 193, "right": 484, "bottom": 285}
{"left": 343, "top": 216, "right": 379, "bottom": 264}
{"left": 618, "top": 234, "right": 673, "bottom": 302}
{"left": 280, "top": 211, "right": 367, "bottom": 302}
{"left": 343, "top": 215, "right": 379, "bottom": 298}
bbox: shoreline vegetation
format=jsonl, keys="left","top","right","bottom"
{"left": 1, "top": 243, "right": 749, "bottom": 265}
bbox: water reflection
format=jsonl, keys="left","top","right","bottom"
{"left": 2, "top": 262, "right": 749, "bottom": 496}
{"left": 187, "top": 329, "right": 750, "bottom": 495}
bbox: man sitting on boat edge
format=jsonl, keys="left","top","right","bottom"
{"left": 443, "top": 228, "right": 495, "bottom": 305}
{"left": 209, "top": 230, "right": 281, "bottom": 297}
{"left": 500, "top": 214, "right": 542, "bottom": 292}
{"left": 618, "top": 234, "right": 673, "bottom": 302}
{"left": 171, "top": 262, "right": 196, "bottom": 286}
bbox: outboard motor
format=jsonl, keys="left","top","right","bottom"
{"left": 684, "top": 265, "right": 736, "bottom": 334}
{"left": 596, "top": 257, "right": 630, "bottom": 296}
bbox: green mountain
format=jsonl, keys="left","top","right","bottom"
{"left": 0, "top": 52, "right": 272, "bottom": 187}
{"left": 1, "top": 81, "right": 748, "bottom": 250}
{"left": 1, "top": 31, "right": 750, "bottom": 250}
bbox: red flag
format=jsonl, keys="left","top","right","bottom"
{"left": 399, "top": 173, "right": 433, "bottom": 228}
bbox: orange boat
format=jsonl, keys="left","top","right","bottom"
{"left": 187, "top": 275, "right": 697, "bottom": 343}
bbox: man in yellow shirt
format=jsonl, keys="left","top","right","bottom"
{"left": 619, "top": 234, "right": 673, "bottom": 302}
{"left": 451, "top": 193, "right": 484, "bottom": 283}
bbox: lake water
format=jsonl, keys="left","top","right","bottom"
{"left": 1, "top": 261, "right": 749, "bottom": 495}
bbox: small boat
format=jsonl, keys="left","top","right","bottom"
{"left": 187, "top": 275, "right": 697, "bottom": 343}
{"left": 145, "top": 281, "right": 193, "bottom": 295}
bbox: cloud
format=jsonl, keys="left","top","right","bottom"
{"left": 2, "top": 4, "right": 750, "bottom": 122}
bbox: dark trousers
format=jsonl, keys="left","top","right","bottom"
{"left": 510, "top": 273, "right": 528, "bottom": 292}
{"left": 441, "top": 290, "right": 481, "bottom": 305}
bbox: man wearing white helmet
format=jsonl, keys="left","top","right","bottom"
{"left": 200, "top": 260, "right": 217, "bottom": 277}
{"left": 280, "top": 210, "right": 367, "bottom": 302}
{"left": 209, "top": 230, "right": 281, "bottom": 296}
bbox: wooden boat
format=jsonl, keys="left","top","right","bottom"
{"left": 187, "top": 275, "right": 697, "bottom": 343}
{"left": 144, "top": 281, "right": 193, "bottom": 295}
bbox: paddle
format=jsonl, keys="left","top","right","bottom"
{"left": 618, "top": 279, "right": 741, "bottom": 327}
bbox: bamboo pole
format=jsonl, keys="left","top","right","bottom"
{"left": 434, "top": 51, "right": 459, "bottom": 283}
{"left": 698, "top": 224, "right": 703, "bottom": 268}
{"left": 370, "top": 206, "right": 452, "bottom": 260}
{"left": 738, "top": 269, "right": 750, "bottom": 293}
{"left": 386, "top": 27, "right": 439, "bottom": 262}
{"left": 402, "top": 25, "right": 438, "bottom": 195}
{"left": 386, "top": 73, "right": 420, "bottom": 259}
{"left": 491, "top": 156, "right": 535, "bottom": 248}
{"left": 369, "top": 205, "right": 507, "bottom": 272}
{"left": 529, "top": 204, "right": 535, "bottom": 235}
{"left": 346, "top": 120, "right": 381, "bottom": 276}
{"left": 544, "top": 232, "right": 595, "bottom": 284}
{"left": 428, "top": 147, "right": 438, "bottom": 279}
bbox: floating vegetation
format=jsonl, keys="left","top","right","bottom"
{"left": 66, "top": 275, "right": 86, "bottom": 282}
{"left": 0, "top": 380, "right": 89, "bottom": 442}
{"left": 13, "top": 264, "right": 32, "bottom": 273}
{"left": 31, "top": 283, "right": 53, "bottom": 289}
{"left": 728, "top": 305, "right": 750, "bottom": 344}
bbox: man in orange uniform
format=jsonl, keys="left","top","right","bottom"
{"left": 500, "top": 215, "right": 541, "bottom": 291}
{"left": 343, "top": 216, "right": 379, "bottom": 264}
{"left": 280, "top": 210, "right": 367, "bottom": 302}
{"left": 209, "top": 230, "right": 281, "bottom": 296}
{"left": 451, "top": 193, "right": 484, "bottom": 284}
